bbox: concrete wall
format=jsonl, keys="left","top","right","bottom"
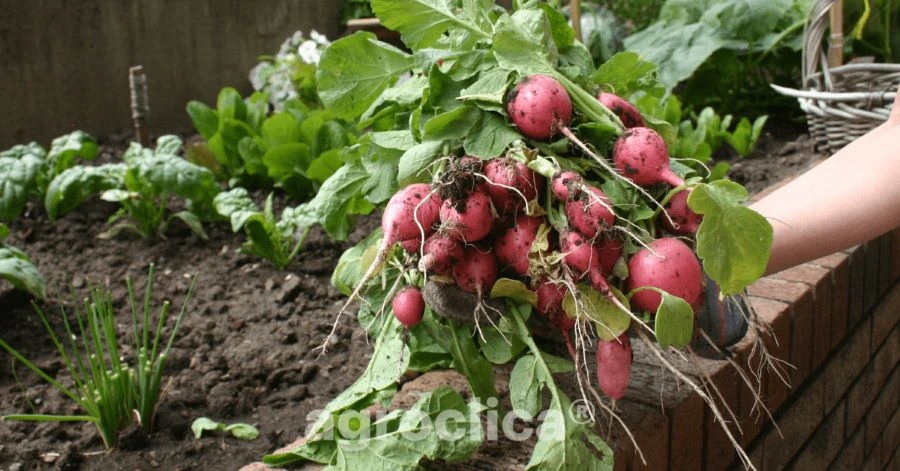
{"left": 0, "top": 0, "right": 343, "bottom": 148}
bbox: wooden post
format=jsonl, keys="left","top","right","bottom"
{"left": 129, "top": 66, "right": 150, "bottom": 146}
{"left": 827, "top": 0, "right": 844, "bottom": 68}
{"left": 571, "top": 0, "right": 582, "bottom": 43}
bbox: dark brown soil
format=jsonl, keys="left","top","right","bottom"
{"left": 0, "top": 132, "right": 823, "bottom": 470}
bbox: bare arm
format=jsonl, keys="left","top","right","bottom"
{"left": 750, "top": 85, "right": 900, "bottom": 275}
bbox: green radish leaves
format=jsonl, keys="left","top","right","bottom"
{"left": 689, "top": 180, "right": 773, "bottom": 295}
{"left": 372, "top": 0, "right": 490, "bottom": 51}
{"left": 654, "top": 292, "right": 694, "bottom": 348}
{"left": 316, "top": 31, "right": 416, "bottom": 120}
{"left": 562, "top": 284, "right": 631, "bottom": 341}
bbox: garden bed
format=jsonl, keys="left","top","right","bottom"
{"left": 0, "top": 130, "right": 822, "bottom": 470}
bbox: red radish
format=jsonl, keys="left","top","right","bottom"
{"left": 535, "top": 278, "right": 576, "bottom": 359}
{"left": 560, "top": 230, "right": 611, "bottom": 294}
{"left": 495, "top": 216, "right": 543, "bottom": 276}
{"left": 565, "top": 185, "right": 616, "bottom": 239}
{"left": 440, "top": 191, "right": 494, "bottom": 243}
{"left": 612, "top": 127, "right": 684, "bottom": 187}
{"left": 626, "top": 237, "right": 703, "bottom": 313}
{"left": 382, "top": 183, "right": 442, "bottom": 246}
{"left": 453, "top": 246, "right": 499, "bottom": 295}
{"left": 399, "top": 238, "right": 420, "bottom": 253}
{"left": 483, "top": 158, "right": 544, "bottom": 214}
{"left": 662, "top": 189, "right": 702, "bottom": 234}
{"left": 507, "top": 74, "right": 573, "bottom": 140}
{"left": 595, "top": 237, "right": 624, "bottom": 275}
{"left": 393, "top": 286, "right": 425, "bottom": 328}
{"left": 329, "top": 184, "right": 442, "bottom": 350}
{"left": 598, "top": 92, "right": 645, "bottom": 128}
{"left": 595, "top": 333, "right": 632, "bottom": 400}
{"left": 551, "top": 171, "right": 582, "bottom": 201}
{"left": 419, "top": 233, "right": 464, "bottom": 275}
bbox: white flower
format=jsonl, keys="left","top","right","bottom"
{"left": 297, "top": 40, "right": 321, "bottom": 64}
{"left": 310, "top": 30, "right": 330, "bottom": 46}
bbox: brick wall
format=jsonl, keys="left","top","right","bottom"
{"left": 613, "top": 229, "right": 899, "bottom": 470}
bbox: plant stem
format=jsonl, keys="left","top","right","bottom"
{"left": 507, "top": 304, "right": 562, "bottom": 407}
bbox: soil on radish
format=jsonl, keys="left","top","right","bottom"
{"left": 0, "top": 129, "right": 822, "bottom": 470}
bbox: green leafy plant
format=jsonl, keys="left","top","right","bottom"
{"left": 191, "top": 417, "right": 260, "bottom": 440}
{"left": 0, "top": 264, "right": 191, "bottom": 448}
{"left": 186, "top": 87, "right": 355, "bottom": 199}
{"left": 44, "top": 135, "right": 220, "bottom": 239}
{"left": 0, "top": 131, "right": 99, "bottom": 222}
{"left": 0, "top": 223, "right": 45, "bottom": 299}
{"left": 624, "top": 0, "right": 810, "bottom": 116}
{"left": 214, "top": 188, "right": 313, "bottom": 269}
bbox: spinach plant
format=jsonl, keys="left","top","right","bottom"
{"left": 186, "top": 87, "right": 355, "bottom": 200}
{"left": 214, "top": 188, "right": 313, "bottom": 269}
{"left": 45, "top": 135, "right": 220, "bottom": 239}
{"left": 0, "top": 223, "right": 45, "bottom": 299}
{"left": 0, "top": 131, "right": 99, "bottom": 222}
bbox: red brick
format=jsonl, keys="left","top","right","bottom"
{"left": 892, "top": 228, "right": 900, "bottom": 283}
{"left": 864, "top": 241, "right": 881, "bottom": 317}
{"left": 762, "top": 379, "right": 825, "bottom": 470}
{"left": 630, "top": 411, "right": 669, "bottom": 471}
{"left": 822, "top": 315, "right": 872, "bottom": 413}
{"left": 733, "top": 329, "right": 770, "bottom": 447}
{"left": 773, "top": 264, "right": 834, "bottom": 372}
{"left": 702, "top": 364, "right": 741, "bottom": 471}
{"left": 845, "top": 319, "right": 892, "bottom": 434}
{"left": 749, "top": 296, "right": 793, "bottom": 413}
{"left": 886, "top": 449, "right": 898, "bottom": 471}
{"left": 863, "top": 435, "right": 883, "bottom": 470}
{"left": 864, "top": 365, "right": 899, "bottom": 457}
{"left": 668, "top": 392, "right": 704, "bottom": 471}
{"left": 607, "top": 399, "right": 652, "bottom": 471}
{"left": 748, "top": 442, "right": 764, "bottom": 470}
{"left": 829, "top": 421, "right": 865, "bottom": 469}
{"left": 749, "top": 278, "right": 815, "bottom": 387}
{"left": 878, "top": 233, "right": 893, "bottom": 297}
{"left": 872, "top": 285, "right": 900, "bottom": 352}
{"left": 792, "top": 400, "right": 845, "bottom": 470}
{"left": 884, "top": 406, "right": 900, "bottom": 466}
{"left": 846, "top": 246, "right": 867, "bottom": 329}
{"left": 809, "top": 253, "right": 851, "bottom": 351}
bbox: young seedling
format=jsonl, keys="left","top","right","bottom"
{"left": 191, "top": 417, "right": 259, "bottom": 441}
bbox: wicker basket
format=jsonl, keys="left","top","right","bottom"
{"left": 771, "top": 0, "right": 900, "bottom": 155}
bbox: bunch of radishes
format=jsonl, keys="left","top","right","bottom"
{"left": 361, "top": 74, "right": 708, "bottom": 401}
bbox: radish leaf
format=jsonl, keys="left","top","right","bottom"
{"left": 689, "top": 180, "right": 772, "bottom": 294}
{"left": 655, "top": 292, "right": 694, "bottom": 348}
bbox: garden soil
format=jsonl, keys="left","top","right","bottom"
{"left": 0, "top": 129, "right": 822, "bottom": 470}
